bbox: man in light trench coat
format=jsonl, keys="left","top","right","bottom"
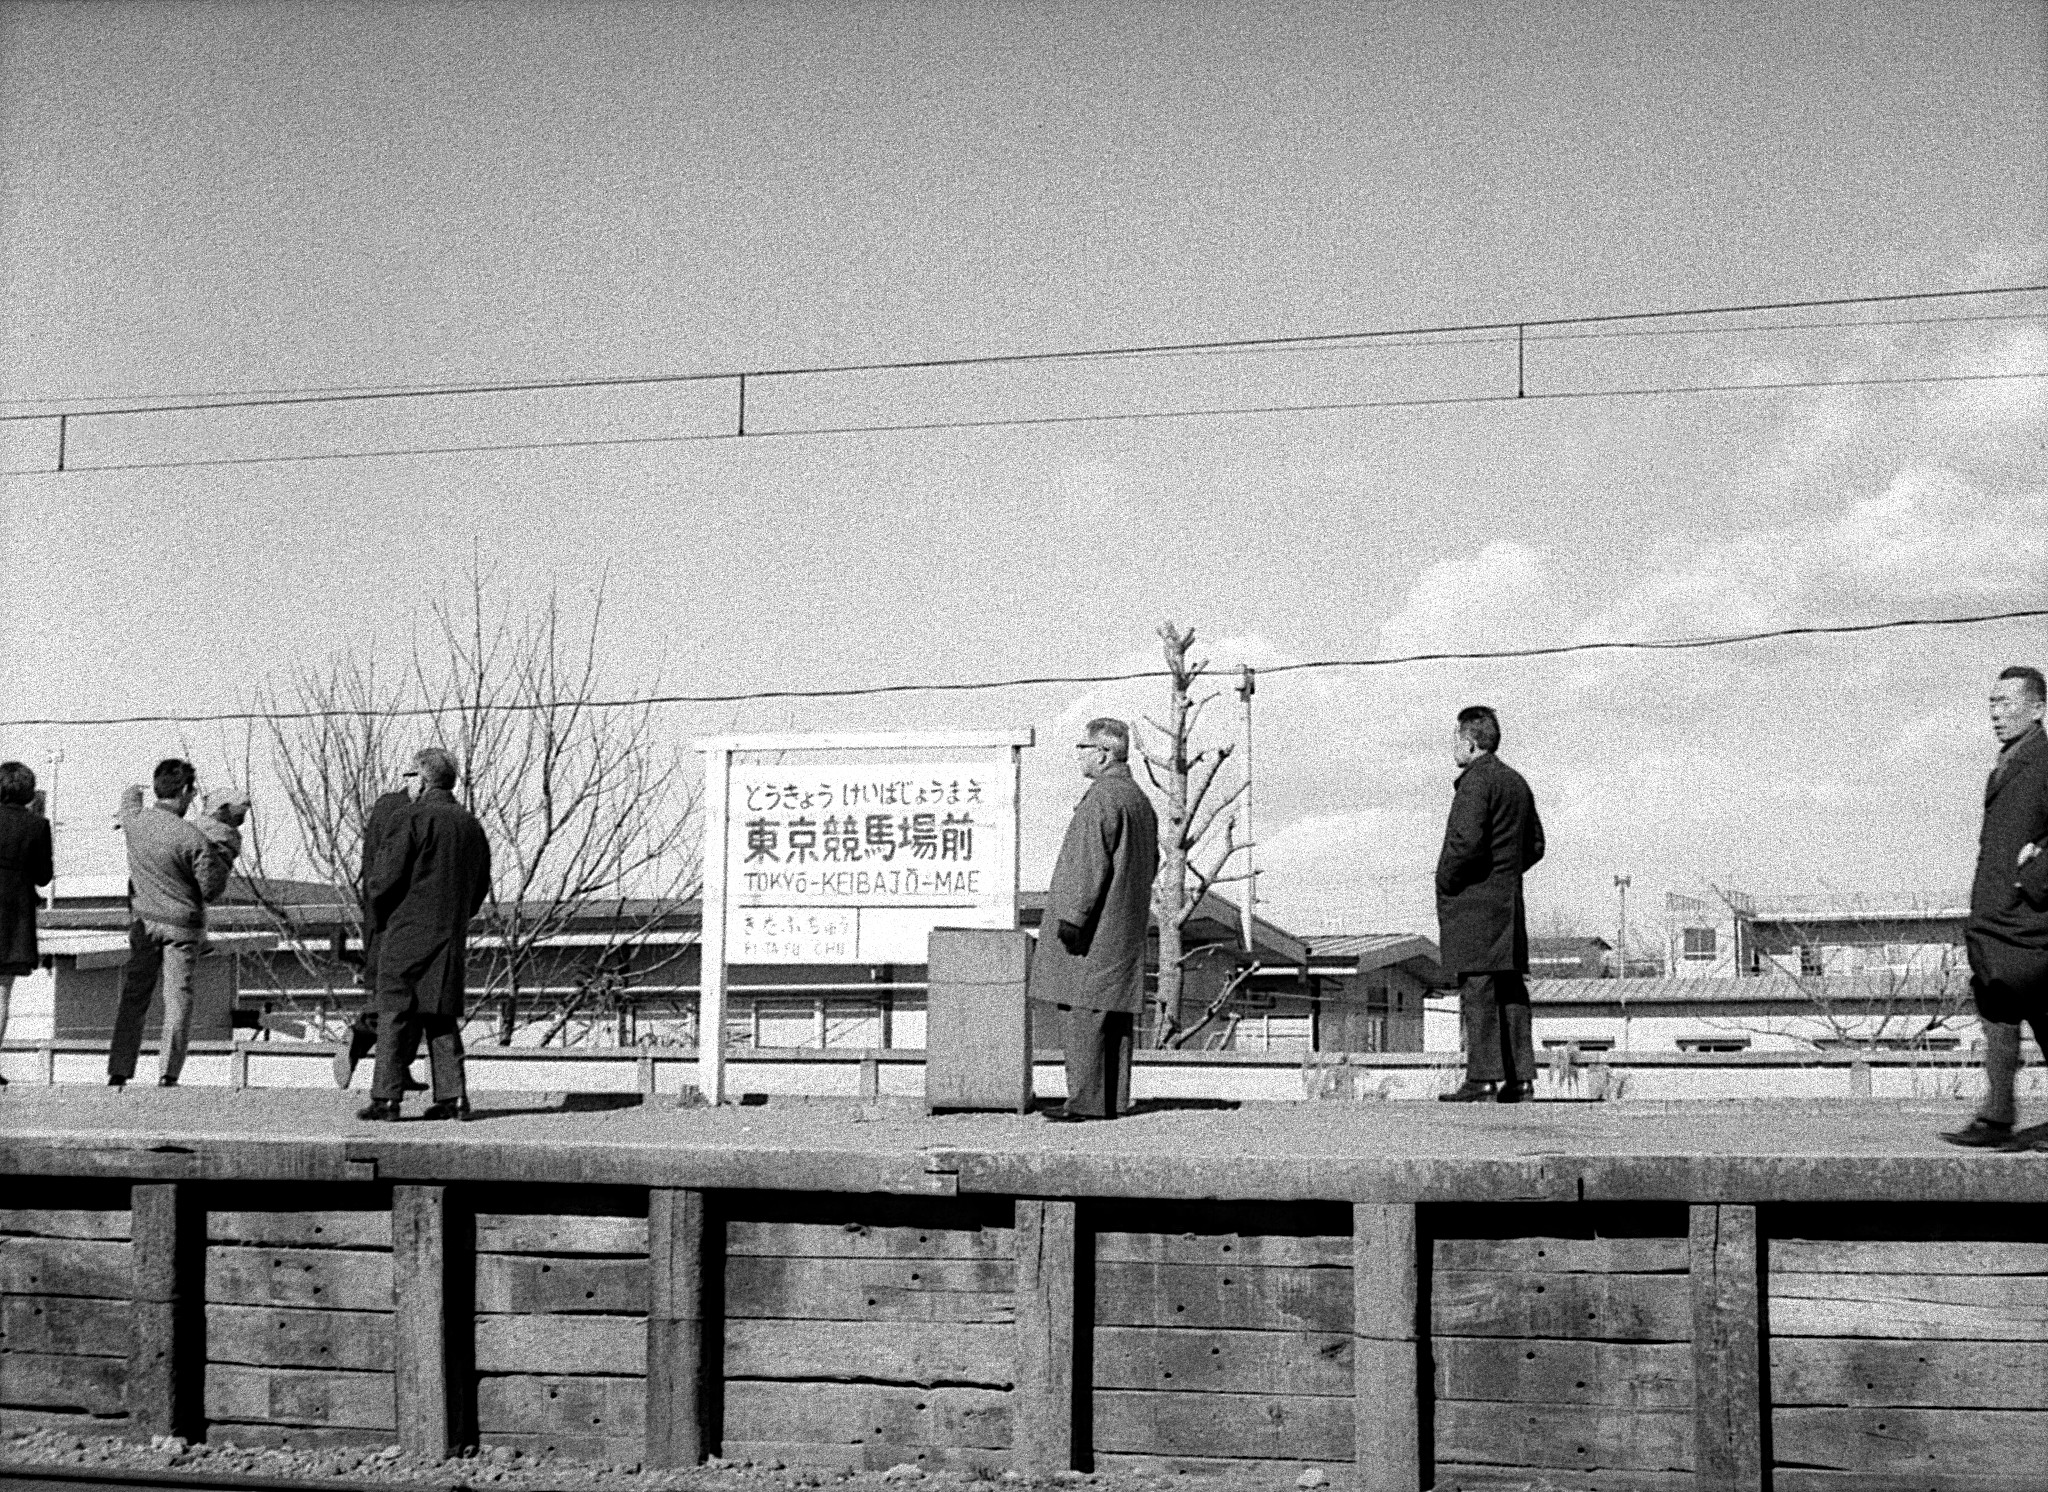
{"left": 357, "top": 747, "right": 492, "bottom": 1122}
{"left": 1031, "top": 717, "right": 1159, "bottom": 1122}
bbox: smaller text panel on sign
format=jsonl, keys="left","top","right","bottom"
{"left": 726, "top": 762, "right": 1016, "bottom": 963}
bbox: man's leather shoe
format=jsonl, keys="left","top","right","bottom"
{"left": 107, "top": 1075, "right": 126, "bottom": 1089}
{"left": 1042, "top": 1107, "right": 1096, "bottom": 1123}
{"left": 1438, "top": 1081, "right": 1497, "bottom": 1103}
{"left": 420, "top": 1098, "right": 471, "bottom": 1122}
{"left": 333, "top": 1047, "right": 357, "bottom": 1090}
{"left": 355, "top": 1098, "right": 401, "bottom": 1122}
{"left": 1940, "top": 1117, "right": 2014, "bottom": 1148}
{"left": 157, "top": 1075, "right": 178, "bottom": 1088}
{"left": 1496, "top": 1081, "right": 1534, "bottom": 1104}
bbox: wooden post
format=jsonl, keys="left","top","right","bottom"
{"left": 392, "top": 1185, "right": 471, "bottom": 1460}
{"left": 129, "top": 1182, "right": 202, "bottom": 1442}
{"left": 1013, "top": 1199, "right": 1078, "bottom": 1474}
{"left": 1691, "top": 1203, "right": 1764, "bottom": 1492}
{"left": 1354, "top": 1202, "right": 1422, "bottom": 1492}
{"left": 647, "top": 1188, "right": 711, "bottom": 1468}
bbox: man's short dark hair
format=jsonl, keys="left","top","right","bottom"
{"left": 153, "top": 759, "right": 197, "bottom": 800}
{"left": 1998, "top": 665, "right": 2047, "bottom": 706}
{"left": 1085, "top": 717, "right": 1131, "bottom": 762}
{"left": 413, "top": 747, "right": 459, "bottom": 790}
{"left": 0, "top": 761, "right": 35, "bottom": 806}
{"left": 1457, "top": 706, "right": 1502, "bottom": 753}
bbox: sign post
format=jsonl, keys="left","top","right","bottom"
{"left": 695, "top": 730, "right": 1033, "bottom": 1105}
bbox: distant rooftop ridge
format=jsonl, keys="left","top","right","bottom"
{"left": 1667, "top": 888, "right": 1970, "bottom": 920}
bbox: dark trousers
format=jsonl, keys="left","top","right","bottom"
{"left": 1060, "top": 1005, "right": 1134, "bottom": 1118}
{"left": 1459, "top": 971, "right": 1534, "bottom": 1084}
{"left": 347, "top": 1004, "right": 420, "bottom": 1079}
{"left": 371, "top": 1009, "right": 465, "bottom": 1103}
{"left": 1976, "top": 1013, "right": 2048, "bottom": 1126}
{"left": 108, "top": 919, "right": 202, "bottom": 1082}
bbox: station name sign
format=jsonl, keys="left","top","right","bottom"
{"left": 725, "top": 762, "right": 1015, "bottom": 963}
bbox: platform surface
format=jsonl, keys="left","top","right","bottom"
{"left": 4, "top": 1087, "right": 2045, "bottom": 1202}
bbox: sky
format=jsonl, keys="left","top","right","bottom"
{"left": 2, "top": 0, "right": 2044, "bottom": 950}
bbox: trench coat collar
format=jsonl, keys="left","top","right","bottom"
{"left": 416, "top": 785, "right": 458, "bottom": 805}
{"left": 1988, "top": 722, "right": 2045, "bottom": 803}
{"left": 1452, "top": 750, "right": 1495, "bottom": 789}
{"left": 1094, "top": 762, "right": 1135, "bottom": 786}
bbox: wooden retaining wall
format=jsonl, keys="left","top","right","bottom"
{"left": 4, "top": 1175, "right": 2046, "bottom": 1488}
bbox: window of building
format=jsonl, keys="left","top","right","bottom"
{"left": 1799, "top": 944, "right": 1824, "bottom": 977}
{"left": 1681, "top": 927, "right": 1718, "bottom": 960}
{"left": 1542, "top": 1038, "right": 1614, "bottom": 1052}
{"left": 1677, "top": 1036, "right": 1750, "bottom": 1053}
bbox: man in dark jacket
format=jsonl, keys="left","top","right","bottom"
{"left": 1435, "top": 706, "right": 1546, "bottom": 1104}
{"left": 358, "top": 748, "right": 493, "bottom": 1122}
{"left": 1030, "top": 717, "right": 1159, "bottom": 1122}
{"left": 0, "top": 761, "right": 55, "bottom": 1086}
{"left": 332, "top": 782, "right": 419, "bottom": 1090}
{"left": 1942, "top": 666, "right": 2048, "bottom": 1149}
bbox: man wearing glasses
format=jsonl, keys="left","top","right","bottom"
{"left": 1031, "top": 718, "right": 1159, "bottom": 1122}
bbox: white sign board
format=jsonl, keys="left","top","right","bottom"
{"left": 725, "top": 762, "right": 1015, "bottom": 964}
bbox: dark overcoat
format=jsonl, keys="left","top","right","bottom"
{"left": 1029, "top": 764, "right": 1160, "bottom": 1014}
{"left": 369, "top": 788, "right": 493, "bottom": 1019}
{"left": 0, "top": 804, "right": 54, "bottom": 976}
{"left": 1435, "top": 752, "right": 1546, "bottom": 979}
{"left": 1966, "top": 723, "right": 2048, "bottom": 1002}
{"left": 357, "top": 790, "right": 414, "bottom": 990}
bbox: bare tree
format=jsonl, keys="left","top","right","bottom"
{"left": 1136, "top": 622, "right": 1258, "bottom": 1048}
{"left": 246, "top": 566, "right": 701, "bottom": 1045}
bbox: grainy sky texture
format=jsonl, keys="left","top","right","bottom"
{"left": 2, "top": 0, "right": 2044, "bottom": 944}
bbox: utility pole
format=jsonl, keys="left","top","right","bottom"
{"left": 1614, "top": 872, "right": 1631, "bottom": 1051}
{"left": 43, "top": 746, "right": 64, "bottom": 910}
{"left": 1236, "top": 665, "right": 1256, "bottom": 952}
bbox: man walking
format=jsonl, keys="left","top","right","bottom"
{"left": 1436, "top": 706, "right": 1546, "bottom": 1104}
{"left": 109, "top": 759, "right": 241, "bottom": 1088}
{"left": 358, "top": 748, "right": 492, "bottom": 1122}
{"left": 1031, "top": 717, "right": 1159, "bottom": 1122}
{"left": 333, "top": 778, "right": 422, "bottom": 1091}
{"left": 1942, "top": 665, "right": 2048, "bottom": 1149}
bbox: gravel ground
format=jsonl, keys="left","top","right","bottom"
{"left": 2, "top": 1431, "right": 1343, "bottom": 1492}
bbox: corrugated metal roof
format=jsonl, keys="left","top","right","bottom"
{"left": 1529, "top": 969, "right": 1972, "bottom": 1005}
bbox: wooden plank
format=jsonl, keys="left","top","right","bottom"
{"left": 206, "top": 1246, "right": 393, "bottom": 1311}
{"left": 722, "top": 1439, "right": 1009, "bottom": 1474}
{"left": 1771, "top": 1406, "right": 2048, "bottom": 1475}
{"left": 391, "top": 1184, "right": 467, "bottom": 1459}
{"left": 1434, "top": 1401, "right": 1694, "bottom": 1473}
{"left": 723, "top": 1380, "right": 1011, "bottom": 1450}
{"left": 0, "top": 1295, "right": 130, "bottom": 1357}
{"left": 1011, "top": 1199, "right": 1074, "bottom": 1474}
{"left": 1770, "top": 1274, "right": 2048, "bottom": 1339}
{"left": 1094, "top": 1452, "right": 1358, "bottom": 1481}
{"left": 209, "top": 1212, "right": 391, "bottom": 1249}
{"left": 1095, "top": 1231, "right": 1350, "bottom": 1267}
{"left": 477, "top": 1313, "right": 644, "bottom": 1376}
{"left": 205, "top": 1305, "right": 395, "bottom": 1372}
{"left": 1691, "top": 1204, "right": 1762, "bottom": 1492}
{"left": 1431, "top": 1463, "right": 1697, "bottom": 1491}
{"left": 200, "top": 1422, "right": 395, "bottom": 1451}
{"left": 1771, "top": 1337, "right": 2048, "bottom": 1408}
{"left": 726, "top": 1318, "right": 1012, "bottom": 1387}
{"left": 1354, "top": 1202, "right": 1418, "bottom": 1492}
{"left": 1092, "top": 1390, "right": 1352, "bottom": 1462}
{"left": 469, "top": 1430, "right": 645, "bottom": 1464}
{"left": 727, "top": 1218, "right": 1013, "bottom": 1261}
{"left": 0, "top": 1351, "right": 126, "bottom": 1414}
{"left": 1433, "top": 1271, "right": 1691, "bottom": 1341}
{"left": 725, "top": 1256, "right": 1014, "bottom": 1324}
{"left": 646, "top": 1187, "right": 707, "bottom": 1469}
{"left": 1094, "top": 1324, "right": 1351, "bottom": 1395}
{"left": 203, "top": 1363, "right": 395, "bottom": 1429}
{"left": 1771, "top": 1240, "right": 2048, "bottom": 1275}
{"left": 475, "top": 1253, "right": 650, "bottom": 1314}
{"left": 0, "top": 1210, "right": 131, "bottom": 1241}
{"left": 129, "top": 1182, "right": 200, "bottom": 1442}
{"left": 1436, "top": 1237, "right": 1688, "bottom": 1274}
{"left": 1433, "top": 1338, "right": 1692, "bottom": 1410}
{"left": 476, "top": 1374, "right": 645, "bottom": 1438}
{"left": 1773, "top": 1472, "right": 2048, "bottom": 1492}
{"left": 476, "top": 1213, "right": 648, "bottom": 1256}
{"left": 0, "top": 1237, "right": 131, "bottom": 1297}
{"left": 0, "top": 1406, "right": 131, "bottom": 1436}
{"left": 1092, "top": 1262, "right": 1351, "bottom": 1332}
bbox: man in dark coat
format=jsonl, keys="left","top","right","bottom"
{"left": 1031, "top": 717, "right": 1160, "bottom": 1122}
{"left": 358, "top": 747, "right": 493, "bottom": 1122}
{"left": 332, "top": 782, "right": 419, "bottom": 1090}
{"left": 1435, "top": 705, "right": 1546, "bottom": 1103}
{"left": 0, "top": 762, "right": 55, "bottom": 1086}
{"left": 1942, "top": 665, "right": 2048, "bottom": 1149}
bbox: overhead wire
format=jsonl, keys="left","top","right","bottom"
{"left": 6, "top": 608, "right": 2042, "bottom": 731}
